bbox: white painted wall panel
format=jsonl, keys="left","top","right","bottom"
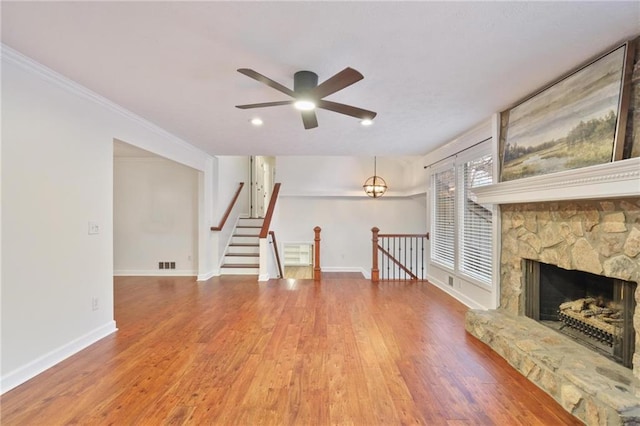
{"left": 1, "top": 49, "right": 217, "bottom": 392}
{"left": 275, "top": 196, "right": 427, "bottom": 276}
{"left": 114, "top": 158, "right": 198, "bottom": 275}
{"left": 277, "top": 156, "right": 425, "bottom": 197}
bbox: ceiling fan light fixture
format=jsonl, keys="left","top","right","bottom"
{"left": 361, "top": 118, "right": 374, "bottom": 126}
{"left": 294, "top": 99, "right": 316, "bottom": 111}
{"left": 235, "top": 67, "right": 376, "bottom": 129}
{"left": 250, "top": 117, "right": 263, "bottom": 126}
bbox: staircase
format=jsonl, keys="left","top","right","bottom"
{"left": 220, "top": 218, "right": 263, "bottom": 275}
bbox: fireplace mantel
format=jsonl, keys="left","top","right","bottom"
{"left": 475, "top": 157, "right": 640, "bottom": 205}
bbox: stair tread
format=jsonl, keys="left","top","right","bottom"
{"left": 237, "top": 225, "right": 262, "bottom": 228}
{"left": 234, "top": 234, "right": 259, "bottom": 237}
{"left": 229, "top": 243, "right": 259, "bottom": 247}
{"left": 222, "top": 263, "right": 260, "bottom": 268}
{"left": 226, "top": 253, "right": 259, "bottom": 257}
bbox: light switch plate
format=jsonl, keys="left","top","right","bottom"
{"left": 88, "top": 221, "right": 100, "bottom": 235}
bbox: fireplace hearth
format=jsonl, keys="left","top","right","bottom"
{"left": 466, "top": 197, "right": 640, "bottom": 424}
{"left": 524, "top": 260, "right": 636, "bottom": 368}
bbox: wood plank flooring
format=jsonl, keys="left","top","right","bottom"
{"left": 1, "top": 276, "right": 581, "bottom": 425}
{"left": 284, "top": 266, "right": 313, "bottom": 279}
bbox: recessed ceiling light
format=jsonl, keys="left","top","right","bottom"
{"left": 361, "top": 118, "right": 374, "bottom": 126}
{"left": 250, "top": 118, "right": 263, "bottom": 126}
{"left": 293, "top": 100, "right": 316, "bottom": 111}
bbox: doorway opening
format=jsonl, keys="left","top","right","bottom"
{"left": 251, "top": 156, "right": 276, "bottom": 218}
{"left": 283, "top": 243, "right": 314, "bottom": 279}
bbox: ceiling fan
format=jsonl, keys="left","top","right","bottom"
{"left": 235, "top": 67, "right": 376, "bottom": 130}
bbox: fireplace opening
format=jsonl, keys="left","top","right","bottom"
{"left": 524, "top": 260, "right": 636, "bottom": 368}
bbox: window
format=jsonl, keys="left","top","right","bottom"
{"left": 458, "top": 154, "right": 493, "bottom": 284}
{"left": 429, "top": 142, "right": 494, "bottom": 286}
{"left": 431, "top": 167, "right": 455, "bottom": 269}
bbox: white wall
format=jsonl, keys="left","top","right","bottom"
{"left": 114, "top": 157, "right": 199, "bottom": 276}
{"left": 274, "top": 156, "right": 427, "bottom": 277}
{"left": 1, "top": 46, "right": 216, "bottom": 392}
{"left": 277, "top": 156, "right": 426, "bottom": 197}
{"left": 216, "top": 156, "right": 251, "bottom": 219}
{"left": 275, "top": 196, "right": 427, "bottom": 276}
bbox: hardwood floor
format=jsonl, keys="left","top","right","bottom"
{"left": 1, "top": 276, "right": 581, "bottom": 425}
{"left": 284, "top": 265, "right": 313, "bottom": 279}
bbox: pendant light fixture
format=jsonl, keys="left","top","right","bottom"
{"left": 363, "top": 157, "right": 388, "bottom": 198}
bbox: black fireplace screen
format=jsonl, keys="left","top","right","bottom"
{"left": 524, "top": 260, "right": 636, "bottom": 368}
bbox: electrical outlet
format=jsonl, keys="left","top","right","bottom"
{"left": 170, "top": 262, "right": 176, "bottom": 269}
{"left": 164, "top": 262, "right": 170, "bottom": 269}
{"left": 159, "top": 262, "right": 164, "bottom": 269}
{"left": 448, "top": 276, "right": 454, "bottom": 287}
{"left": 92, "top": 297, "right": 99, "bottom": 311}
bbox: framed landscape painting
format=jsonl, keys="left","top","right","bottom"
{"left": 500, "top": 43, "right": 632, "bottom": 182}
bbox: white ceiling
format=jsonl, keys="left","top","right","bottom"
{"left": 2, "top": 1, "right": 638, "bottom": 157}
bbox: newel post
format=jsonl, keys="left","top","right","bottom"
{"left": 371, "top": 227, "right": 379, "bottom": 282}
{"left": 314, "top": 226, "right": 322, "bottom": 281}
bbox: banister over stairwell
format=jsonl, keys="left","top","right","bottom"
{"left": 259, "top": 183, "right": 281, "bottom": 238}
{"left": 371, "top": 227, "right": 429, "bottom": 282}
{"left": 314, "top": 226, "right": 321, "bottom": 281}
{"left": 211, "top": 182, "right": 245, "bottom": 231}
{"left": 269, "top": 231, "right": 283, "bottom": 279}
{"left": 258, "top": 183, "right": 282, "bottom": 281}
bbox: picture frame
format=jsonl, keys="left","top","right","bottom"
{"left": 500, "top": 41, "right": 635, "bottom": 182}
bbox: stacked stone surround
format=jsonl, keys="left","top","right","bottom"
{"left": 627, "top": 35, "right": 640, "bottom": 158}
{"left": 467, "top": 198, "right": 640, "bottom": 424}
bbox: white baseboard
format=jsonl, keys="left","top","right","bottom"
{"left": 197, "top": 269, "right": 219, "bottom": 281}
{"left": 320, "top": 266, "right": 368, "bottom": 278}
{"left": 1, "top": 321, "right": 117, "bottom": 394}
{"left": 426, "top": 275, "right": 485, "bottom": 310}
{"left": 114, "top": 269, "right": 197, "bottom": 277}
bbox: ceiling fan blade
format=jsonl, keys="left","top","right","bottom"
{"left": 317, "top": 100, "right": 377, "bottom": 120}
{"left": 301, "top": 110, "right": 318, "bottom": 129}
{"left": 237, "top": 69, "right": 296, "bottom": 97}
{"left": 236, "top": 100, "right": 294, "bottom": 109}
{"left": 310, "top": 67, "right": 364, "bottom": 99}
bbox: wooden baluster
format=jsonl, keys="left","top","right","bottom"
{"left": 314, "top": 226, "right": 321, "bottom": 281}
{"left": 371, "top": 227, "right": 379, "bottom": 282}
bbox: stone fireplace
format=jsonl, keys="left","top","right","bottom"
{"left": 466, "top": 197, "right": 640, "bottom": 424}
{"left": 525, "top": 260, "right": 636, "bottom": 368}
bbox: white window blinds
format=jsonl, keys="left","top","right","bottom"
{"left": 429, "top": 140, "right": 495, "bottom": 288}
{"left": 458, "top": 154, "right": 493, "bottom": 284}
{"left": 431, "top": 167, "right": 455, "bottom": 269}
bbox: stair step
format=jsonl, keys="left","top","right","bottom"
{"left": 220, "top": 217, "right": 265, "bottom": 275}
{"left": 232, "top": 235, "right": 259, "bottom": 244}
{"left": 238, "top": 218, "right": 264, "bottom": 227}
{"left": 224, "top": 254, "right": 259, "bottom": 265}
{"left": 220, "top": 264, "right": 260, "bottom": 275}
{"left": 227, "top": 244, "right": 259, "bottom": 255}
{"left": 235, "top": 226, "right": 261, "bottom": 236}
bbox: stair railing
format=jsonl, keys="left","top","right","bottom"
{"left": 313, "top": 226, "right": 321, "bottom": 281}
{"left": 268, "top": 231, "right": 283, "bottom": 279}
{"left": 210, "top": 182, "right": 245, "bottom": 231}
{"left": 258, "top": 183, "right": 282, "bottom": 280}
{"left": 371, "top": 227, "right": 429, "bottom": 282}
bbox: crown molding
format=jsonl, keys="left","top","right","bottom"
{"left": 474, "top": 157, "right": 640, "bottom": 204}
{"left": 1, "top": 44, "right": 210, "bottom": 160}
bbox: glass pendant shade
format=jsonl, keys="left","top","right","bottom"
{"left": 363, "top": 175, "right": 388, "bottom": 198}
{"left": 363, "top": 157, "right": 387, "bottom": 198}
